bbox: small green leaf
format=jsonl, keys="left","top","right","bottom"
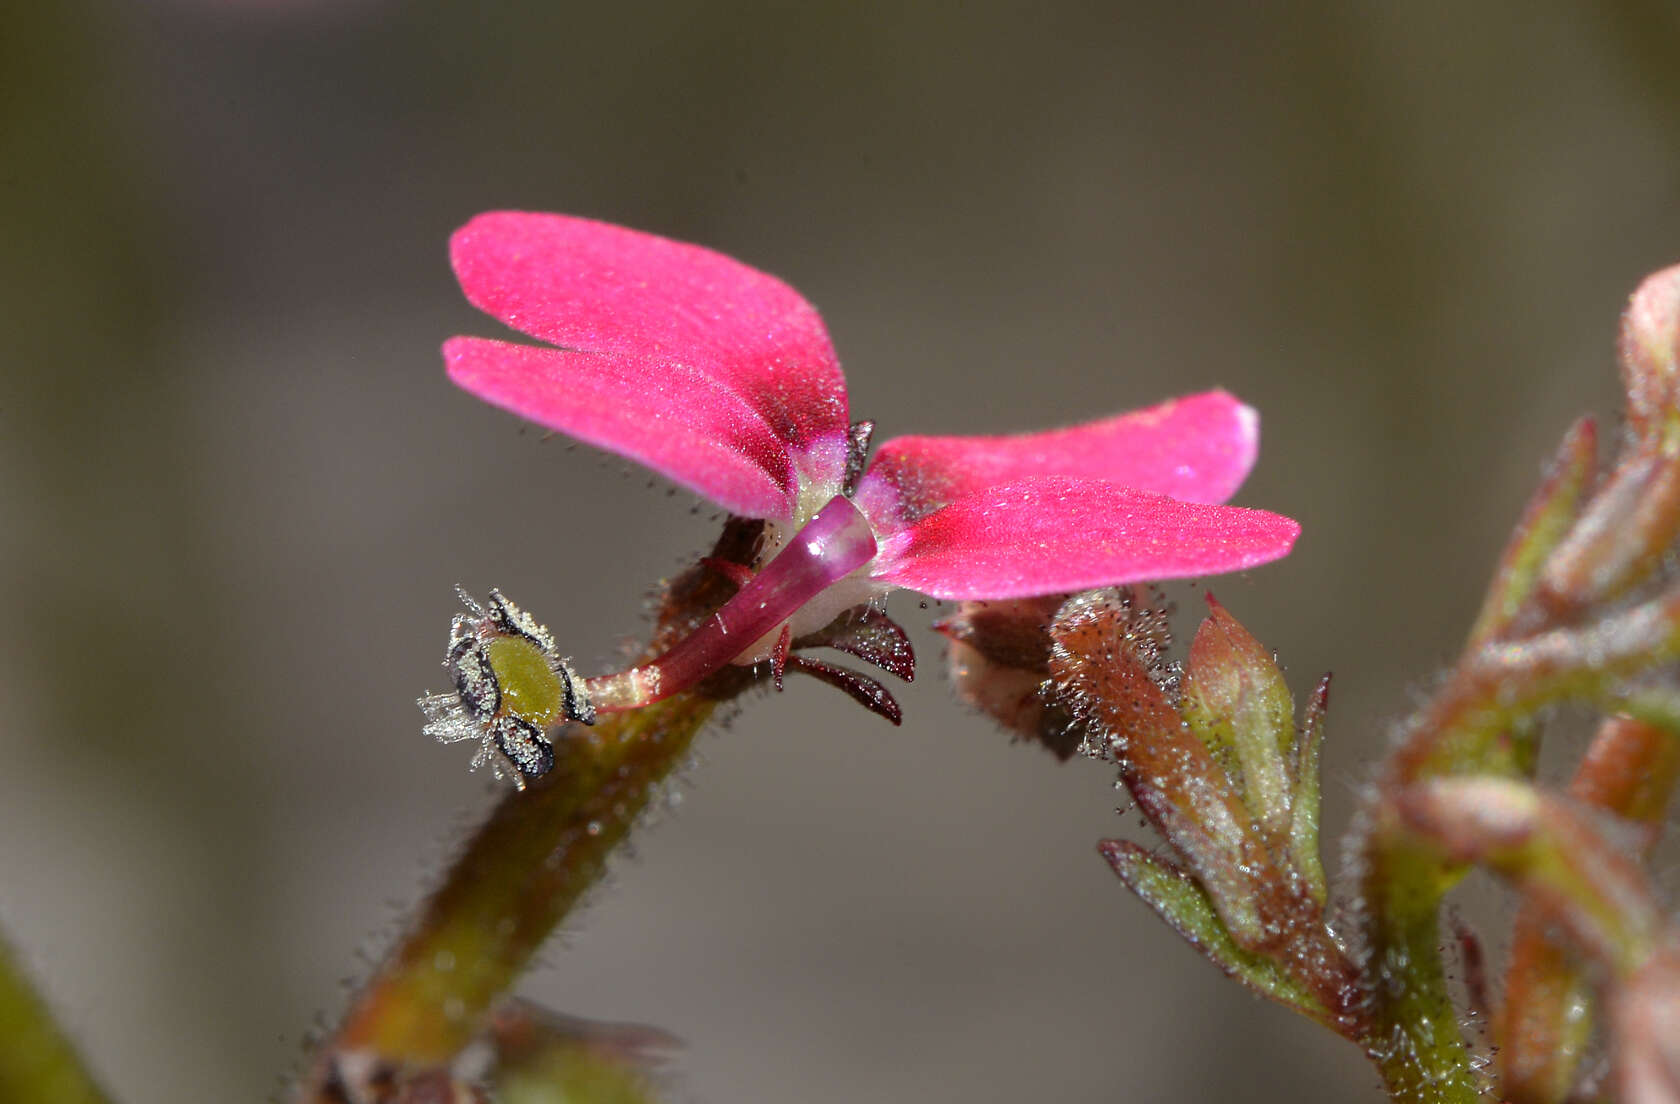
{"left": 1288, "top": 674, "right": 1331, "bottom": 906}
{"left": 1099, "top": 841, "right": 1329, "bottom": 1025}
{"left": 1129, "top": 781, "right": 1268, "bottom": 947}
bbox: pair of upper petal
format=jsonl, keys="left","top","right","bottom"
{"left": 444, "top": 211, "right": 1298, "bottom": 600}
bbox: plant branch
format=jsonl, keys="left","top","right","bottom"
{"left": 295, "top": 524, "right": 764, "bottom": 1100}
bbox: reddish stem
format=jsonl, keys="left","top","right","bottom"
{"left": 586, "top": 495, "right": 877, "bottom": 710}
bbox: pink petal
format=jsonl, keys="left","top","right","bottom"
{"left": 445, "top": 337, "right": 801, "bottom": 518}
{"left": 871, "top": 476, "right": 1300, "bottom": 600}
{"left": 450, "top": 212, "right": 849, "bottom": 454}
{"left": 858, "top": 391, "right": 1259, "bottom": 528}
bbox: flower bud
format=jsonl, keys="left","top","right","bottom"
{"left": 935, "top": 595, "right": 1081, "bottom": 758}
{"left": 1181, "top": 595, "right": 1296, "bottom": 847}
{"left": 1620, "top": 263, "right": 1680, "bottom": 450}
{"left": 936, "top": 589, "right": 1171, "bottom": 759}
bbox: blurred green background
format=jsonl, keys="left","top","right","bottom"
{"left": 4, "top": 3, "right": 1679, "bottom": 1101}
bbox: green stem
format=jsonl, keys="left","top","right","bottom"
{"left": 332, "top": 694, "right": 716, "bottom": 1067}
{"left": 298, "top": 521, "right": 763, "bottom": 1098}
{"left": 1359, "top": 814, "right": 1484, "bottom": 1103}
{"left": 0, "top": 935, "right": 112, "bottom": 1104}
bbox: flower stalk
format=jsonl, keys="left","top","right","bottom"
{"left": 299, "top": 699, "right": 716, "bottom": 1099}
{"left": 335, "top": 699, "right": 716, "bottom": 1065}
{"left": 585, "top": 494, "right": 878, "bottom": 712}
{"left": 297, "top": 524, "right": 762, "bottom": 1100}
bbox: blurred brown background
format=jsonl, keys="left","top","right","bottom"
{"left": 4, "top": 3, "right": 1679, "bottom": 1102}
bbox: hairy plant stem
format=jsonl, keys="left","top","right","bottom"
{"left": 586, "top": 493, "right": 876, "bottom": 712}
{"left": 297, "top": 524, "right": 763, "bottom": 1099}
{"left": 0, "top": 935, "right": 111, "bottom": 1104}
{"left": 1358, "top": 819, "right": 1485, "bottom": 1104}
{"left": 333, "top": 697, "right": 717, "bottom": 1067}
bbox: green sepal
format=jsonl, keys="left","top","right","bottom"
{"left": 1099, "top": 840, "right": 1329, "bottom": 1025}
{"left": 1181, "top": 596, "right": 1296, "bottom": 847}
{"left": 1129, "top": 781, "right": 1268, "bottom": 948}
{"left": 1288, "top": 675, "right": 1330, "bottom": 906}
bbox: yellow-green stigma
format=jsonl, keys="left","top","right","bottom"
{"left": 420, "top": 587, "right": 593, "bottom": 789}
{"left": 486, "top": 634, "right": 567, "bottom": 725}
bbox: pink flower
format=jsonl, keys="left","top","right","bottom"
{"left": 442, "top": 211, "right": 1299, "bottom": 740}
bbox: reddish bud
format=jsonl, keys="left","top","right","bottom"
{"left": 936, "top": 592, "right": 1169, "bottom": 759}
{"left": 1620, "top": 264, "right": 1680, "bottom": 448}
